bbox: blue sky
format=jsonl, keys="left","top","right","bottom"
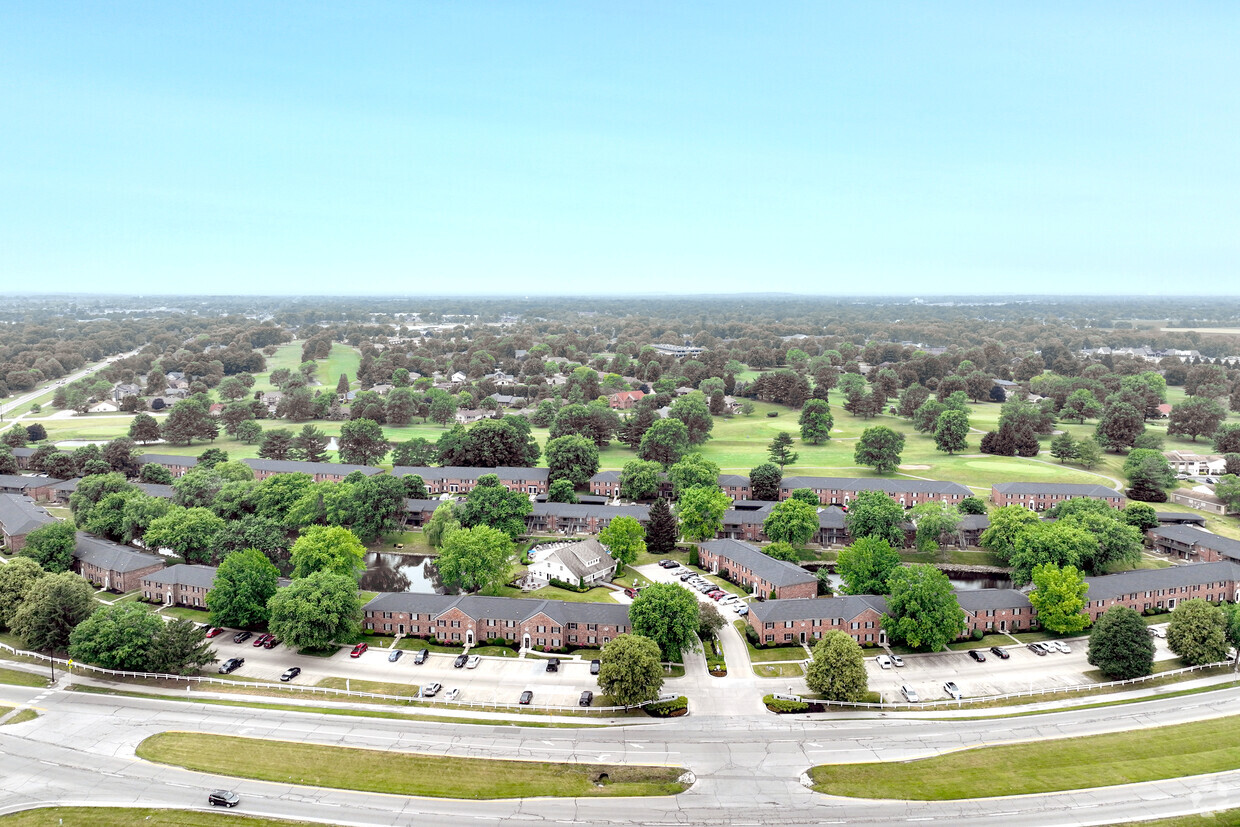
{"left": 1, "top": 3, "right": 1236, "bottom": 296}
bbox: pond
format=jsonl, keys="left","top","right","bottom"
{"left": 359, "top": 552, "right": 449, "bottom": 594}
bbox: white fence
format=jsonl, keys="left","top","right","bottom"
{"left": 0, "top": 642, "right": 667, "bottom": 715}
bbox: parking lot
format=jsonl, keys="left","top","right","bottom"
{"left": 209, "top": 632, "right": 599, "bottom": 708}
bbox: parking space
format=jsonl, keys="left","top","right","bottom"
{"left": 634, "top": 562, "right": 752, "bottom": 619}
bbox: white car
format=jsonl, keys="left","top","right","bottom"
{"left": 891, "top": 654, "right": 905, "bottom": 667}
{"left": 876, "top": 654, "right": 893, "bottom": 669}
{"left": 720, "top": 594, "right": 738, "bottom": 605}
{"left": 445, "top": 687, "right": 461, "bottom": 701}
{"left": 735, "top": 605, "right": 749, "bottom": 616}
{"left": 466, "top": 655, "right": 481, "bottom": 669}
{"left": 900, "top": 685, "right": 920, "bottom": 703}
{"left": 1051, "top": 640, "right": 1071, "bottom": 654}
{"left": 943, "top": 681, "right": 962, "bottom": 700}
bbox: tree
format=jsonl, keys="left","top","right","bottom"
{"left": 749, "top": 463, "right": 782, "bottom": 502}
{"left": 267, "top": 571, "right": 362, "bottom": 652}
{"left": 143, "top": 507, "right": 226, "bottom": 563}
{"left": 390, "top": 437, "right": 437, "bottom": 468}
{"left": 698, "top": 600, "right": 726, "bottom": 640}
{"left": 20, "top": 521, "right": 77, "bottom": 573}
{"left": 68, "top": 602, "right": 165, "bottom": 670}
{"left": 459, "top": 473, "right": 532, "bottom": 540}
{"left": 128, "top": 412, "right": 161, "bottom": 444}
{"left": 147, "top": 617, "right": 216, "bottom": 675}
{"left": 547, "top": 479, "right": 578, "bottom": 503}
{"left": 805, "top": 631, "right": 868, "bottom": 701}
{"left": 798, "top": 399, "right": 834, "bottom": 444}
{"left": 289, "top": 525, "right": 366, "bottom": 581}
{"left": 853, "top": 426, "right": 905, "bottom": 474}
{"left": 628, "top": 582, "right": 701, "bottom": 659}
{"left": 235, "top": 420, "right": 263, "bottom": 445}
{"left": 668, "top": 453, "right": 720, "bottom": 498}
{"left": 669, "top": 392, "right": 714, "bottom": 445}
{"left": 1074, "top": 438, "right": 1103, "bottom": 469}
{"left": 762, "top": 498, "right": 819, "bottom": 548}
{"left": 258, "top": 428, "right": 295, "bottom": 461}
{"left": 290, "top": 424, "right": 330, "bottom": 463}
{"left": 1061, "top": 389, "right": 1104, "bottom": 423}
{"left": 638, "top": 418, "right": 690, "bottom": 466}
{"left": 599, "top": 516, "right": 646, "bottom": 572}
{"left": 1215, "top": 474, "right": 1240, "bottom": 513}
{"left": 913, "top": 399, "right": 948, "bottom": 434}
{"left": 620, "top": 459, "right": 664, "bottom": 501}
{"left": 676, "top": 485, "right": 730, "bottom": 542}
{"left": 881, "top": 564, "right": 966, "bottom": 651}
{"left": 1009, "top": 521, "right": 1095, "bottom": 586}
{"left": 0, "top": 557, "right": 44, "bottom": 630}
{"left": 911, "top": 501, "right": 960, "bottom": 552}
{"left": 844, "top": 490, "right": 906, "bottom": 547}
{"left": 1168, "top": 396, "right": 1226, "bottom": 442}
{"left": 898, "top": 384, "right": 931, "bottom": 419}
{"left": 1095, "top": 400, "right": 1144, "bottom": 453}
{"left": 1028, "top": 563, "right": 1090, "bottom": 634}
{"left": 384, "top": 387, "right": 417, "bottom": 426}
{"left": 933, "top": 409, "right": 969, "bottom": 454}
{"left": 197, "top": 447, "right": 228, "bottom": 470}
{"left": 1085, "top": 604, "right": 1155, "bottom": 679}
{"left": 1123, "top": 448, "right": 1177, "bottom": 502}
{"left": 1212, "top": 422, "right": 1240, "bottom": 455}
{"left": 337, "top": 418, "right": 388, "bottom": 466}
{"left": 978, "top": 505, "right": 1041, "bottom": 562}
{"left": 544, "top": 434, "right": 600, "bottom": 489}
{"left": 1049, "top": 431, "right": 1077, "bottom": 463}
{"left": 160, "top": 398, "right": 216, "bottom": 446}
{"left": 424, "top": 502, "right": 461, "bottom": 548}
{"left": 25, "top": 423, "right": 48, "bottom": 442}
{"left": 436, "top": 525, "right": 514, "bottom": 593}
{"left": 1122, "top": 502, "right": 1159, "bottom": 532}
{"left": 646, "top": 497, "right": 678, "bottom": 554}
{"left": 836, "top": 536, "right": 901, "bottom": 595}
{"left": 1167, "top": 598, "right": 1231, "bottom": 666}
{"left": 10, "top": 571, "right": 95, "bottom": 652}
{"left": 206, "top": 548, "right": 281, "bottom": 628}
{"left": 596, "top": 633, "right": 664, "bottom": 706}
{"left": 767, "top": 432, "right": 799, "bottom": 468}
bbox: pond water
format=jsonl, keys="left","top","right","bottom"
{"left": 359, "top": 552, "right": 448, "bottom": 594}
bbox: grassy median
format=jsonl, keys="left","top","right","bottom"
{"left": 137, "top": 732, "right": 688, "bottom": 799}
{"left": 0, "top": 808, "right": 322, "bottom": 827}
{"left": 809, "top": 714, "right": 1240, "bottom": 799}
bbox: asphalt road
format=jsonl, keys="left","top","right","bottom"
{"left": 0, "top": 349, "right": 140, "bottom": 426}
{"left": 4, "top": 672, "right": 1240, "bottom": 826}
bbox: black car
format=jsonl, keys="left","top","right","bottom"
{"left": 232, "top": 631, "right": 251, "bottom": 644}
{"left": 679, "top": 573, "right": 695, "bottom": 581}
{"left": 208, "top": 790, "right": 240, "bottom": 807}
{"left": 579, "top": 690, "right": 594, "bottom": 707}
{"left": 989, "top": 646, "right": 1009, "bottom": 659}
{"left": 546, "top": 657, "right": 560, "bottom": 672}
{"left": 413, "top": 648, "right": 429, "bottom": 664}
{"left": 590, "top": 659, "right": 601, "bottom": 675}
{"left": 388, "top": 649, "right": 403, "bottom": 662}
{"left": 453, "top": 654, "right": 469, "bottom": 668}
{"left": 968, "top": 649, "right": 986, "bottom": 662}
{"left": 658, "top": 559, "right": 677, "bottom": 568}
{"left": 280, "top": 666, "right": 301, "bottom": 682}
{"left": 519, "top": 690, "right": 533, "bottom": 705}
{"left": 218, "top": 658, "right": 244, "bottom": 674}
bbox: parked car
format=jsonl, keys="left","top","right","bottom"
{"left": 943, "top": 681, "right": 962, "bottom": 700}
{"left": 453, "top": 654, "right": 469, "bottom": 668}
{"left": 624, "top": 587, "right": 639, "bottom": 598}
{"left": 876, "top": 654, "right": 893, "bottom": 669}
{"left": 263, "top": 637, "right": 280, "bottom": 650}
{"left": 232, "top": 631, "right": 251, "bottom": 644}
{"left": 413, "top": 648, "right": 429, "bottom": 664}
{"left": 252, "top": 633, "right": 272, "bottom": 647}
{"left": 1051, "top": 640, "right": 1071, "bottom": 654}
{"left": 658, "top": 559, "right": 677, "bottom": 568}
{"left": 280, "top": 667, "right": 301, "bottom": 682}
{"left": 519, "top": 690, "right": 534, "bottom": 705}
{"left": 218, "top": 658, "right": 244, "bottom": 674}
{"left": 968, "top": 649, "right": 986, "bottom": 662}
{"left": 388, "top": 649, "right": 403, "bottom": 662}
{"left": 720, "top": 595, "right": 738, "bottom": 605}
{"left": 546, "top": 657, "right": 560, "bottom": 672}
{"left": 710, "top": 591, "right": 727, "bottom": 601}
{"left": 900, "top": 684, "right": 920, "bottom": 703}
{"left": 1027, "top": 642, "right": 1048, "bottom": 656}
{"left": 679, "top": 573, "right": 695, "bottom": 582}
{"left": 445, "top": 687, "right": 461, "bottom": 701}
{"left": 423, "top": 682, "right": 442, "bottom": 697}
{"left": 350, "top": 642, "right": 369, "bottom": 658}
{"left": 891, "top": 654, "right": 905, "bottom": 667}
{"left": 735, "top": 605, "right": 749, "bottom": 616}
{"left": 204, "top": 627, "right": 224, "bottom": 638}
{"left": 466, "top": 655, "right": 481, "bottom": 669}
{"left": 208, "top": 790, "right": 240, "bottom": 808}
{"left": 1150, "top": 626, "right": 1166, "bottom": 638}
{"left": 590, "top": 659, "right": 601, "bottom": 675}
{"left": 990, "top": 646, "right": 1009, "bottom": 659}
{"left": 579, "top": 690, "right": 594, "bottom": 707}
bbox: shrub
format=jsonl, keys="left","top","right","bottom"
{"left": 743, "top": 624, "right": 760, "bottom": 644}
{"left": 688, "top": 546, "right": 699, "bottom": 567}
{"left": 763, "top": 694, "right": 810, "bottom": 713}
{"left": 644, "top": 696, "right": 688, "bottom": 717}
{"left": 766, "top": 411, "right": 779, "bottom": 417}
{"left": 971, "top": 628, "right": 984, "bottom": 640}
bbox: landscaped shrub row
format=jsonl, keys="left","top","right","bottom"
{"left": 644, "top": 696, "right": 688, "bottom": 717}
{"left": 763, "top": 695, "right": 809, "bottom": 713}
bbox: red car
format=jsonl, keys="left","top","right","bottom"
{"left": 204, "top": 627, "right": 224, "bottom": 639}
{"left": 350, "top": 642, "right": 369, "bottom": 658}
{"left": 624, "top": 587, "right": 639, "bottom": 599}
{"left": 252, "top": 633, "right": 272, "bottom": 647}
{"left": 263, "top": 637, "right": 280, "bottom": 650}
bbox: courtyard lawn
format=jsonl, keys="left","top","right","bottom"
{"left": 489, "top": 584, "right": 621, "bottom": 604}
{"left": 753, "top": 662, "right": 804, "bottom": 678}
{"left": 371, "top": 530, "right": 436, "bottom": 555}
{"left": 734, "top": 621, "right": 807, "bottom": 662}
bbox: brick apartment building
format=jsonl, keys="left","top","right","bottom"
{"left": 525, "top": 502, "right": 650, "bottom": 536}
{"left": 588, "top": 471, "right": 622, "bottom": 498}
{"left": 134, "top": 454, "right": 198, "bottom": 478}
{"left": 697, "top": 538, "right": 818, "bottom": 599}
{"left": 393, "top": 466, "right": 549, "bottom": 497}
{"left": 1082, "top": 561, "right": 1240, "bottom": 620}
{"left": 608, "top": 390, "right": 645, "bottom": 409}
{"left": 0, "top": 475, "right": 63, "bottom": 503}
{"left": 0, "top": 493, "right": 56, "bottom": 551}
{"left": 242, "top": 458, "right": 384, "bottom": 483}
{"left": 956, "top": 589, "right": 1034, "bottom": 635}
{"left": 748, "top": 594, "right": 889, "bottom": 646}
{"left": 141, "top": 564, "right": 217, "bottom": 608}
{"left": 991, "top": 482, "right": 1124, "bottom": 510}
{"left": 1149, "top": 525, "right": 1240, "bottom": 563}
{"left": 72, "top": 532, "right": 165, "bottom": 593}
{"left": 776, "top": 476, "right": 972, "bottom": 507}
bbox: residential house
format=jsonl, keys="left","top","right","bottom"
{"left": 526, "top": 538, "right": 618, "bottom": 587}
{"left": 402, "top": 499, "right": 445, "bottom": 528}
{"left": 1164, "top": 451, "right": 1226, "bottom": 476}
{"left": 9, "top": 447, "right": 35, "bottom": 470}
{"left": 991, "top": 482, "right": 1124, "bottom": 510}
{"left": 717, "top": 474, "right": 752, "bottom": 500}
{"left": 608, "top": 390, "right": 646, "bottom": 409}
{"left": 241, "top": 458, "right": 384, "bottom": 483}
{"left": 136, "top": 483, "right": 176, "bottom": 500}
{"left": 1149, "top": 526, "right": 1240, "bottom": 563}
{"left": 72, "top": 532, "right": 165, "bottom": 592}
{"left": 958, "top": 513, "right": 991, "bottom": 547}
{"left": 0, "top": 493, "right": 56, "bottom": 551}
{"left": 454, "top": 409, "right": 489, "bottom": 424}
{"left": 88, "top": 400, "right": 119, "bottom": 413}
{"left": 134, "top": 454, "right": 198, "bottom": 479}
{"left": 747, "top": 594, "right": 889, "bottom": 646}
{"left": 588, "top": 470, "right": 622, "bottom": 498}
{"left": 111, "top": 383, "right": 142, "bottom": 403}
{"left": 49, "top": 478, "right": 80, "bottom": 505}
{"left": 697, "top": 538, "right": 818, "bottom": 600}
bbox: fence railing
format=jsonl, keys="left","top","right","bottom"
{"left": 0, "top": 642, "right": 667, "bottom": 715}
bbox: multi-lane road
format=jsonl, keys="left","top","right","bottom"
{"left": 0, "top": 349, "right": 141, "bottom": 428}
{"left": 2, "top": 674, "right": 1240, "bottom": 826}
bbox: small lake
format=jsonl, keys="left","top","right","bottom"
{"left": 359, "top": 552, "right": 448, "bottom": 594}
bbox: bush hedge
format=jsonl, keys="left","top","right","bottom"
{"left": 644, "top": 696, "right": 688, "bottom": 717}
{"left": 763, "top": 694, "right": 810, "bottom": 713}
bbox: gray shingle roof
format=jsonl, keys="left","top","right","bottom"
{"left": 363, "top": 592, "right": 630, "bottom": 627}
{"left": 0, "top": 475, "right": 64, "bottom": 491}
{"left": 393, "top": 466, "right": 549, "bottom": 482}
{"left": 955, "top": 588, "right": 1032, "bottom": 613}
{"left": 531, "top": 502, "right": 650, "bottom": 521}
{"left": 136, "top": 483, "right": 175, "bottom": 499}
{"left": 1155, "top": 512, "right": 1207, "bottom": 525}
{"left": 539, "top": 538, "right": 617, "bottom": 580}
{"left": 1151, "top": 526, "right": 1240, "bottom": 560}
{"left": 780, "top": 476, "right": 971, "bottom": 496}
{"left": 242, "top": 459, "right": 383, "bottom": 476}
{"left": 698, "top": 539, "right": 817, "bottom": 588}
{"left": 717, "top": 474, "right": 750, "bottom": 487}
{"left": 142, "top": 563, "right": 217, "bottom": 590}
{"left": 73, "top": 532, "right": 164, "bottom": 574}
{"left": 135, "top": 454, "right": 198, "bottom": 468}
{"left": 992, "top": 482, "right": 1122, "bottom": 497}
{"left": 589, "top": 470, "right": 621, "bottom": 483}
{"left": 749, "top": 594, "right": 888, "bottom": 624}
{"left": 0, "top": 494, "right": 56, "bottom": 537}
{"left": 1084, "top": 561, "right": 1240, "bottom": 601}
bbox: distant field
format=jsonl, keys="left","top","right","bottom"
{"left": 1162, "top": 327, "right": 1240, "bottom": 335}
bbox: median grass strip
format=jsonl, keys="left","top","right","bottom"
{"left": 0, "top": 708, "right": 37, "bottom": 726}
{"left": 809, "top": 714, "right": 1240, "bottom": 800}
{"left": 0, "top": 666, "right": 48, "bottom": 687}
{"left": 0, "top": 807, "right": 329, "bottom": 827}
{"left": 316, "top": 676, "right": 419, "bottom": 696}
{"left": 137, "top": 732, "right": 688, "bottom": 798}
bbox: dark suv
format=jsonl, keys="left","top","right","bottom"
{"left": 453, "top": 654, "right": 469, "bottom": 668}
{"left": 413, "top": 648, "right": 429, "bottom": 664}
{"left": 218, "top": 658, "right": 244, "bottom": 674}
{"left": 208, "top": 790, "right": 240, "bottom": 807}
{"left": 546, "top": 657, "right": 560, "bottom": 672}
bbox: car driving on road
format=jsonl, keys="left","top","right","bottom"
{"left": 208, "top": 790, "right": 240, "bottom": 807}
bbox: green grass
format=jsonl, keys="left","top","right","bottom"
{"left": 137, "top": 732, "right": 688, "bottom": 798}
{"left": 0, "top": 808, "right": 330, "bottom": 827}
{"left": 753, "top": 662, "right": 804, "bottom": 678}
{"left": 733, "top": 621, "right": 806, "bottom": 662}
{"left": 0, "top": 708, "right": 37, "bottom": 726}
{"left": 489, "top": 584, "right": 622, "bottom": 603}
{"left": 0, "top": 666, "right": 48, "bottom": 688}
{"left": 316, "top": 676, "right": 419, "bottom": 696}
{"left": 1110, "top": 810, "right": 1240, "bottom": 827}
{"left": 808, "top": 714, "right": 1240, "bottom": 800}
{"left": 945, "top": 634, "right": 1021, "bottom": 652}
{"left": 371, "top": 529, "right": 436, "bottom": 555}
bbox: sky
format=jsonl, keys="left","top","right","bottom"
{"left": 1, "top": 3, "right": 1237, "bottom": 296}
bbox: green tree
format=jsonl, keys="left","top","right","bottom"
{"left": 881, "top": 564, "right": 966, "bottom": 651}
{"left": 843, "top": 489, "right": 906, "bottom": 547}
{"left": 390, "top": 437, "right": 436, "bottom": 467}
{"left": 697, "top": 600, "right": 726, "bottom": 640}
{"left": 669, "top": 391, "right": 714, "bottom": 445}
{"left": 206, "top": 548, "right": 281, "bottom": 628}
{"left": 289, "top": 526, "right": 366, "bottom": 581}
{"left": 424, "top": 502, "right": 461, "bottom": 549}
{"left": 668, "top": 453, "right": 720, "bottom": 498}
{"left": 290, "top": 424, "right": 331, "bottom": 463}
{"left": 1212, "top": 422, "right": 1240, "bottom": 455}
{"left": 836, "top": 536, "right": 901, "bottom": 595}
{"left": 912, "top": 399, "right": 948, "bottom": 434}
{"left": 1009, "top": 521, "right": 1096, "bottom": 587}
{"left": 1123, "top": 449, "right": 1177, "bottom": 502}
{"left": 20, "top": 521, "right": 77, "bottom": 574}
{"left": 144, "top": 507, "right": 226, "bottom": 563}
{"left": 629, "top": 582, "right": 701, "bottom": 659}
{"left": 805, "top": 631, "right": 868, "bottom": 701}
{"left": 11, "top": 571, "right": 96, "bottom": 652}
{"left": 620, "top": 459, "right": 663, "bottom": 501}
{"left": 1095, "top": 400, "right": 1144, "bottom": 453}
{"left": 1073, "top": 438, "right": 1104, "bottom": 469}
{"left": 1168, "top": 396, "right": 1227, "bottom": 442}
{"left": 267, "top": 570, "right": 362, "bottom": 652}
{"left": 957, "top": 496, "right": 986, "bottom": 515}
{"left": 748, "top": 462, "right": 782, "bottom": 502}
{"left": 128, "top": 412, "right": 161, "bottom": 444}
{"left": 853, "top": 426, "right": 905, "bottom": 474}
{"left": 596, "top": 633, "right": 665, "bottom": 706}
{"left": 638, "top": 418, "right": 690, "bottom": 465}
{"left": 1215, "top": 474, "right": 1240, "bottom": 513}
{"left": 767, "top": 432, "right": 799, "bottom": 467}
{"left": 258, "top": 428, "right": 295, "bottom": 461}
{"left": 1061, "top": 388, "right": 1104, "bottom": 423}
{"left": 599, "top": 516, "right": 646, "bottom": 573}
{"left": 459, "top": 473, "right": 532, "bottom": 540}
{"left": 436, "top": 525, "right": 514, "bottom": 593}
{"left": 0, "top": 557, "right": 45, "bottom": 630}
{"left": 147, "top": 617, "right": 216, "bottom": 675}
{"left": 68, "top": 602, "right": 164, "bottom": 670}
{"left": 1122, "top": 502, "right": 1159, "bottom": 532}
{"left": 1167, "top": 598, "right": 1231, "bottom": 666}
{"left": 910, "top": 501, "right": 960, "bottom": 553}
{"left": 544, "top": 434, "right": 600, "bottom": 489}
{"left": 762, "top": 498, "right": 819, "bottom": 548}
{"left": 676, "top": 485, "right": 730, "bottom": 542}
{"left": 798, "top": 399, "right": 834, "bottom": 445}
{"left": 1049, "top": 431, "right": 1078, "bottom": 463}
{"left": 763, "top": 541, "right": 798, "bottom": 561}
{"left": 1087, "top": 605, "right": 1155, "bottom": 679}
{"left": 645, "top": 497, "right": 678, "bottom": 554}
{"left": 547, "top": 479, "right": 578, "bottom": 503}
{"left": 160, "top": 397, "right": 216, "bottom": 446}
{"left": 933, "top": 409, "right": 969, "bottom": 454}
{"left": 1027, "top": 563, "right": 1090, "bottom": 634}
{"left": 337, "top": 418, "right": 388, "bottom": 466}
{"left": 978, "top": 505, "right": 1041, "bottom": 562}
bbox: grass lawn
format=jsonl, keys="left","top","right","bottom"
{"left": 371, "top": 529, "right": 436, "bottom": 555}
{"left": 0, "top": 667, "right": 48, "bottom": 688}
{"left": 489, "top": 584, "right": 621, "bottom": 603}
{"left": 753, "top": 662, "right": 804, "bottom": 678}
{"left": 1111, "top": 811, "right": 1240, "bottom": 827}
{"left": 317, "top": 676, "right": 419, "bottom": 696}
{"left": 0, "top": 708, "right": 37, "bottom": 726}
{"left": 808, "top": 714, "right": 1240, "bottom": 800}
{"left": 137, "top": 732, "right": 688, "bottom": 799}
{"left": 734, "top": 621, "right": 806, "bottom": 662}
{"left": 1081, "top": 658, "right": 1201, "bottom": 682}
{"left": 0, "top": 809, "right": 328, "bottom": 827}
{"left": 945, "top": 634, "right": 1020, "bottom": 652}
